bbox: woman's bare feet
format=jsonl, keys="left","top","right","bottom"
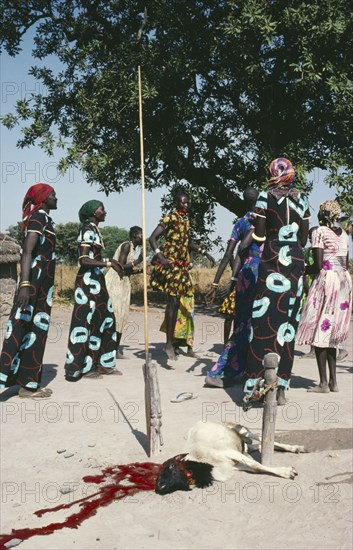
{"left": 204, "top": 375, "right": 224, "bottom": 388}
{"left": 329, "top": 382, "right": 339, "bottom": 392}
{"left": 307, "top": 384, "right": 330, "bottom": 393}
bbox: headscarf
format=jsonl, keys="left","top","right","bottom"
{"left": 22, "top": 183, "right": 55, "bottom": 232}
{"left": 267, "top": 157, "right": 297, "bottom": 200}
{"left": 319, "top": 200, "right": 341, "bottom": 227}
{"left": 78, "top": 200, "right": 103, "bottom": 224}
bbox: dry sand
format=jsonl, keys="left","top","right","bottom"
{"left": 0, "top": 304, "right": 352, "bottom": 550}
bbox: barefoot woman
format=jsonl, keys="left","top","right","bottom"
{"left": 105, "top": 225, "right": 143, "bottom": 358}
{"left": 64, "top": 200, "right": 123, "bottom": 381}
{"left": 296, "top": 201, "right": 352, "bottom": 392}
{"left": 244, "top": 158, "right": 310, "bottom": 405}
{"left": 149, "top": 190, "right": 214, "bottom": 361}
{"left": 0, "top": 183, "right": 57, "bottom": 398}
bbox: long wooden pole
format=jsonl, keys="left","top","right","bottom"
{"left": 138, "top": 65, "right": 149, "bottom": 361}
{"left": 138, "top": 65, "right": 163, "bottom": 456}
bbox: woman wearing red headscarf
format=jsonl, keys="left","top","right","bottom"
{"left": 244, "top": 158, "right": 310, "bottom": 405}
{"left": 0, "top": 183, "right": 58, "bottom": 398}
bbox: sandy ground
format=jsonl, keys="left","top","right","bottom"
{"left": 0, "top": 304, "right": 352, "bottom": 550}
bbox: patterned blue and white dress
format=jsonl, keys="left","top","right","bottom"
{"left": 64, "top": 222, "right": 117, "bottom": 380}
{"left": 244, "top": 189, "right": 310, "bottom": 392}
{"left": 207, "top": 212, "right": 262, "bottom": 380}
{"left": 0, "top": 210, "right": 56, "bottom": 390}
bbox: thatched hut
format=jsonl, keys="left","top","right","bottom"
{"left": 0, "top": 233, "right": 21, "bottom": 316}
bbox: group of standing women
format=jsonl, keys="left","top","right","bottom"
{"left": 0, "top": 190, "right": 142, "bottom": 397}
{"left": 0, "top": 157, "right": 351, "bottom": 401}
{"left": 205, "top": 157, "right": 352, "bottom": 404}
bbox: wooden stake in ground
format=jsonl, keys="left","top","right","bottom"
{"left": 138, "top": 64, "right": 163, "bottom": 457}
{"left": 261, "top": 353, "right": 278, "bottom": 465}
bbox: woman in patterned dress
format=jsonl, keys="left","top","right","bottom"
{"left": 64, "top": 200, "right": 123, "bottom": 381}
{"left": 105, "top": 226, "right": 143, "bottom": 358}
{"left": 204, "top": 188, "right": 262, "bottom": 388}
{"left": 244, "top": 158, "right": 310, "bottom": 405}
{"left": 296, "top": 201, "right": 352, "bottom": 392}
{"left": 0, "top": 183, "right": 58, "bottom": 398}
{"left": 149, "top": 190, "right": 214, "bottom": 361}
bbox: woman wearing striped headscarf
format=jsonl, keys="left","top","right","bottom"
{"left": 0, "top": 183, "right": 58, "bottom": 398}
{"left": 296, "top": 201, "right": 352, "bottom": 392}
{"left": 244, "top": 158, "right": 310, "bottom": 405}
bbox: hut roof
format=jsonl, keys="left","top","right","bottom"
{"left": 0, "top": 233, "right": 21, "bottom": 264}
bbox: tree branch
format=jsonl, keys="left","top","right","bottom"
{"left": 172, "top": 151, "right": 243, "bottom": 215}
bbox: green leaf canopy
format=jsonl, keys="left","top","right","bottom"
{"left": 1, "top": 0, "right": 353, "bottom": 232}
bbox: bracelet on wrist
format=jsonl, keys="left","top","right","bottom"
{"left": 154, "top": 248, "right": 161, "bottom": 254}
{"left": 253, "top": 233, "right": 266, "bottom": 242}
{"left": 230, "top": 276, "right": 237, "bottom": 281}
{"left": 19, "top": 281, "right": 31, "bottom": 288}
{"left": 106, "top": 261, "right": 112, "bottom": 268}
{"left": 211, "top": 282, "right": 219, "bottom": 288}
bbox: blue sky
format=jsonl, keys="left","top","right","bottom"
{"left": 0, "top": 31, "right": 337, "bottom": 257}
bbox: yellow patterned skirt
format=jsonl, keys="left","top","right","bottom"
{"left": 218, "top": 289, "right": 236, "bottom": 316}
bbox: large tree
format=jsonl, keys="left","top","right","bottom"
{"left": 1, "top": 0, "right": 353, "bottom": 232}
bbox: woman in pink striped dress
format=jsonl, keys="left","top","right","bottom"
{"left": 296, "top": 200, "right": 352, "bottom": 392}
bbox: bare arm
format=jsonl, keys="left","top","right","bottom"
{"left": 306, "top": 248, "right": 323, "bottom": 275}
{"left": 79, "top": 245, "right": 123, "bottom": 277}
{"left": 298, "top": 218, "right": 309, "bottom": 247}
{"left": 149, "top": 224, "right": 168, "bottom": 266}
{"left": 204, "top": 239, "right": 236, "bottom": 304}
{"left": 118, "top": 242, "right": 130, "bottom": 266}
{"left": 212, "top": 240, "right": 237, "bottom": 283}
{"left": 253, "top": 216, "right": 266, "bottom": 238}
{"left": 231, "top": 229, "right": 255, "bottom": 280}
{"left": 119, "top": 243, "right": 142, "bottom": 274}
{"left": 16, "top": 232, "right": 40, "bottom": 309}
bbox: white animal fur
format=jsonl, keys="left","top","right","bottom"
{"left": 185, "top": 421, "right": 306, "bottom": 481}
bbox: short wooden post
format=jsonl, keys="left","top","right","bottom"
{"left": 261, "top": 353, "right": 278, "bottom": 465}
{"left": 143, "top": 356, "right": 163, "bottom": 456}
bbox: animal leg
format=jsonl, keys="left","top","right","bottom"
{"left": 246, "top": 443, "right": 260, "bottom": 453}
{"left": 231, "top": 425, "right": 307, "bottom": 454}
{"left": 227, "top": 450, "right": 298, "bottom": 480}
{"left": 273, "top": 441, "right": 307, "bottom": 453}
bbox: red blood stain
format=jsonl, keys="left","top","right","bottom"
{"left": 0, "top": 462, "right": 160, "bottom": 549}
